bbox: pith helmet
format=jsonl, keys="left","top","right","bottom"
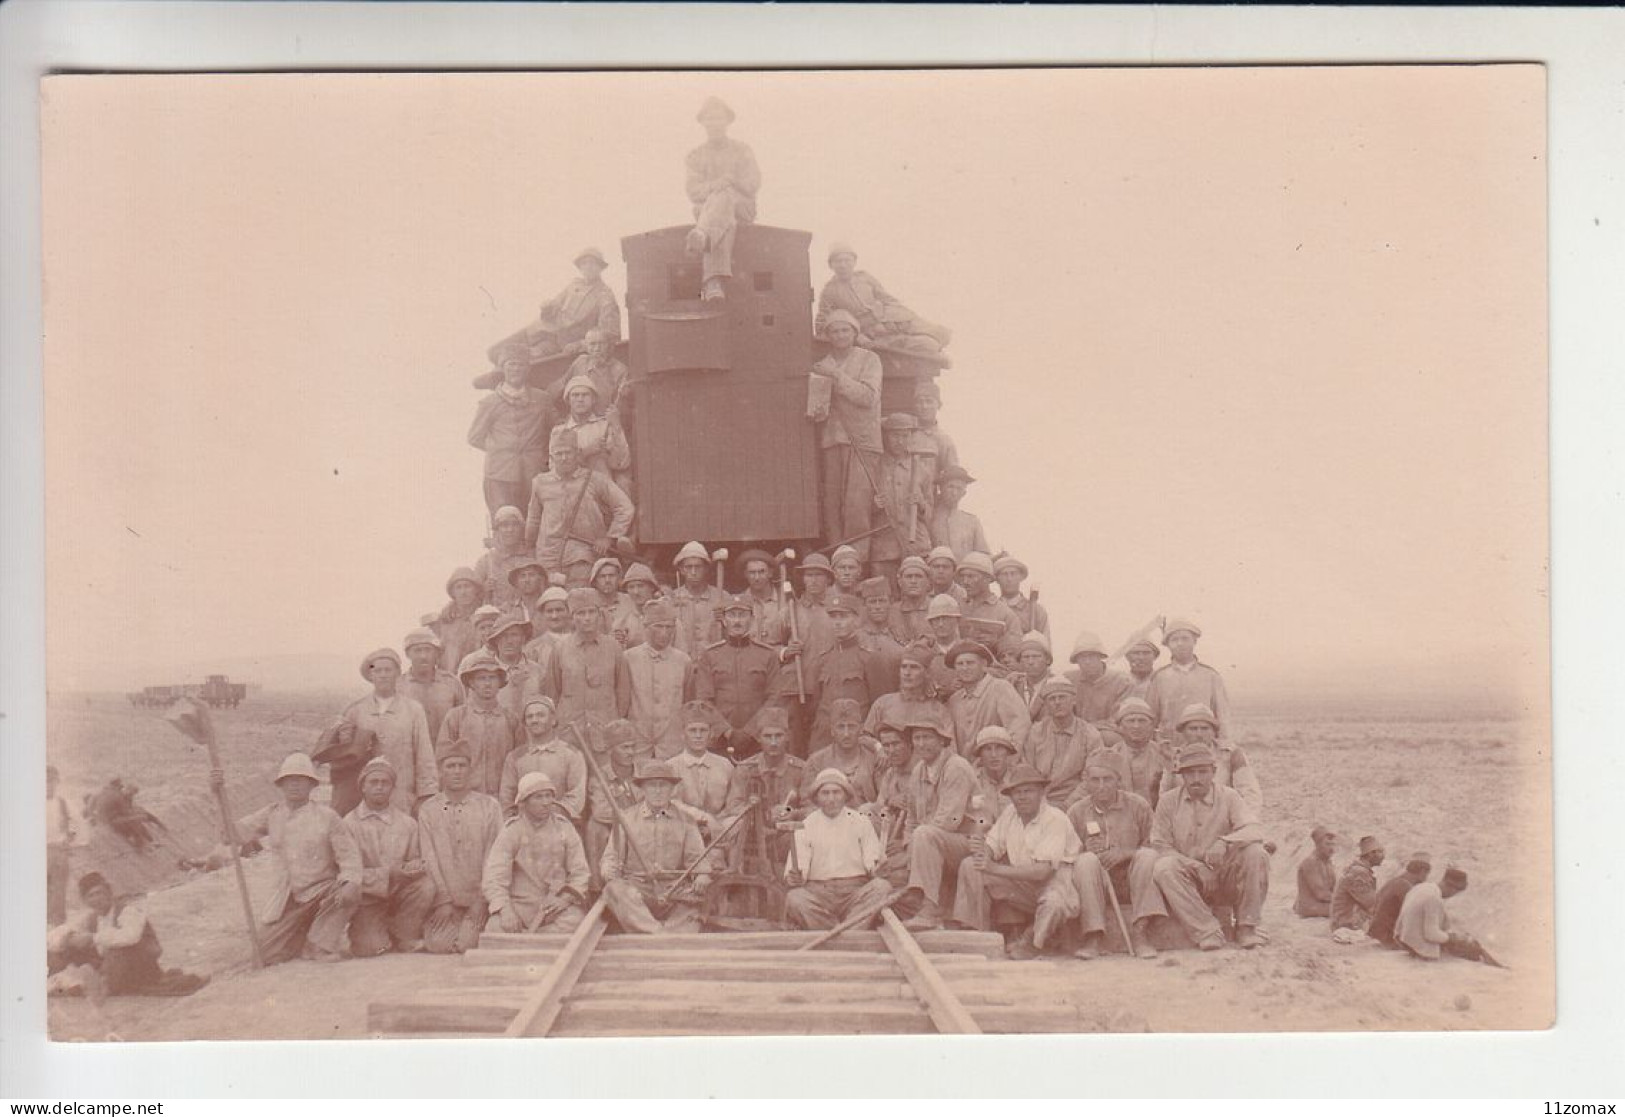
{"left": 359, "top": 647, "right": 402, "bottom": 680}
{"left": 973, "top": 726, "right": 1018, "bottom": 756}
{"left": 1069, "top": 631, "right": 1108, "bottom": 661}
{"left": 574, "top": 246, "right": 608, "bottom": 268}
{"left": 445, "top": 567, "right": 481, "bottom": 598}
{"left": 945, "top": 638, "right": 993, "bottom": 665}
{"left": 674, "top": 541, "right": 710, "bottom": 567}
{"left": 809, "top": 767, "right": 857, "bottom": 800}
{"left": 696, "top": 96, "right": 736, "bottom": 123}
{"left": 275, "top": 752, "right": 320, "bottom": 784}
{"left": 926, "top": 594, "right": 962, "bottom": 620}
{"left": 992, "top": 553, "right": 1028, "bottom": 578}
{"left": 403, "top": 627, "right": 441, "bottom": 652}
{"left": 457, "top": 650, "right": 510, "bottom": 686}
{"left": 1163, "top": 617, "right": 1203, "bottom": 643}
{"left": 507, "top": 556, "right": 547, "bottom": 585}
{"left": 956, "top": 551, "right": 995, "bottom": 579}
{"left": 1176, "top": 703, "right": 1219, "bottom": 730}
{"left": 821, "top": 309, "right": 861, "bottom": 336}
{"left": 516, "top": 771, "right": 558, "bottom": 803}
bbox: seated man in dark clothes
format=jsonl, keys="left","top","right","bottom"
{"left": 1368, "top": 852, "right": 1432, "bottom": 947}
{"left": 47, "top": 872, "right": 208, "bottom": 997}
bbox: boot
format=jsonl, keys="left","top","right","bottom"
{"left": 1131, "top": 919, "right": 1159, "bottom": 959}
{"left": 1235, "top": 925, "right": 1264, "bottom": 950}
{"left": 902, "top": 899, "right": 942, "bottom": 932}
{"left": 701, "top": 277, "right": 726, "bottom": 301}
{"left": 1072, "top": 931, "right": 1106, "bottom": 961}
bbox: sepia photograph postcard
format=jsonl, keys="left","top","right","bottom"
{"left": 32, "top": 61, "right": 1556, "bottom": 1048}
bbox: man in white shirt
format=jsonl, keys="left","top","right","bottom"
{"left": 783, "top": 769, "right": 892, "bottom": 930}
{"left": 47, "top": 872, "right": 208, "bottom": 996}
{"left": 951, "top": 763, "right": 1081, "bottom": 959}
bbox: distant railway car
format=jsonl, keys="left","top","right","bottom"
{"left": 201, "top": 674, "right": 246, "bottom": 708}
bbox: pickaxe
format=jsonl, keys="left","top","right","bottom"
{"left": 710, "top": 547, "right": 731, "bottom": 596}
{"left": 657, "top": 797, "right": 756, "bottom": 906}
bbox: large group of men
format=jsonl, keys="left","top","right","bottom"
{"left": 49, "top": 97, "right": 1492, "bottom": 1003}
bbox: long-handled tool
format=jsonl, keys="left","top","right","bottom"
{"left": 1085, "top": 821, "right": 1137, "bottom": 954}
{"left": 165, "top": 697, "right": 265, "bottom": 969}
{"left": 777, "top": 818, "right": 804, "bottom": 882}
{"left": 774, "top": 549, "right": 809, "bottom": 702}
{"left": 1109, "top": 614, "right": 1167, "bottom": 663}
{"left": 565, "top": 721, "right": 661, "bottom": 880}
{"left": 846, "top": 441, "right": 912, "bottom": 555}
{"left": 825, "top": 522, "right": 892, "bottom": 553}
{"left": 656, "top": 797, "right": 757, "bottom": 905}
{"left": 794, "top": 884, "right": 910, "bottom": 951}
{"left": 711, "top": 547, "right": 731, "bottom": 595}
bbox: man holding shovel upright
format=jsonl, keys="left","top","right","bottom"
{"left": 482, "top": 773, "right": 590, "bottom": 934}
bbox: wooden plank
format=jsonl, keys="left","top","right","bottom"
{"left": 411, "top": 979, "right": 919, "bottom": 1005}
{"left": 369, "top": 1001, "right": 514, "bottom": 1036}
{"left": 501, "top": 894, "right": 609, "bottom": 1038}
{"left": 553, "top": 999, "right": 930, "bottom": 1037}
{"left": 476, "top": 929, "right": 1004, "bottom": 957}
{"left": 465, "top": 955, "right": 971, "bottom": 984}
{"left": 878, "top": 909, "right": 982, "bottom": 1035}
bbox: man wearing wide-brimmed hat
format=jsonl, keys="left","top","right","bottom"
{"left": 685, "top": 97, "right": 761, "bottom": 302}
{"left": 509, "top": 246, "right": 621, "bottom": 363}
{"left": 952, "top": 763, "right": 1080, "bottom": 959}
{"left": 524, "top": 424, "right": 635, "bottom": 581}
{"left": 436, "top": 651, "right": 519, "bottom": 797}
{"left": 1148, "top": 743, "right": 1269, "bottom": 951}
{"left": 237, "top": 752, "right": 363, "bottom": 964}
{"left": 341, "top": 647, "right": 438, "bottom": 814}
{"left": 398, "top": 627, "right": 465, "bottom": 743}
{"left": 481, "top": 772, "right": 591, "bottom": 934}
{"left": 468, "top": 348, "right": 557, "bottom": 518}
{"left": 930, "top": 466, "right": 989, "bottom": 560}
{"left": 783, "top": 767, "right": 892, "bottom": 930}
{"left": 417, "top": 739, "right": 504, "bottom": 954}
{"left": 600, "top": 759, "right": 714, "bottom": 934}
{"left": 342, "top": 757, "right": 434, "bottom": 957}
{"left": 498, "top": 697, "right": 586, "bottom": 821}
{"left": 816, "top": 241, "right": 952, "bottom": 356}
{"left": 944, "top": 637, "right": 1031, "bottom": 760}
{"left": 734, "top": 548, "right": 790, "bottom": 646}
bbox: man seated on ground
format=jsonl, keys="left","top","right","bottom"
{"left": 718, "top": 706, "right": 807, "bottom": 879}
{"left": 1294, "top": 825, "right": 1338, "bottom": 918}
{"left": 498, "top": 697, "right": 587, "bottom": 820}
{"left": 1330, "top": 835, "right": 1385, "bottom": 941}
{"left": 343, "top": 758, "right": 434, "bottom": 957}
{"left": 952, "top": 764, "right": 1080, "bottom": 960}
{"left": 1396, "top": 867, "right": 1494, "bottom": 963}
{"left": 1068, "top": 762, "right": 1160, "bottom": 960}
{"left": 784, "top": 769, "right": 892, "bottom": 930}
{"left": 1369, "top": 852, "right": 1432, "bottom": 947}
{"left": 235, "top": 752, "right": 362, "bottom": 964}
{"left": 898, "top": 708, "right": 981, "bottom": 931}
{"left": 600, "top": 760, "right": 714, "bottom": 934}
{"left": 1148, "top": 743, "right": 1270, "bottom": 951}
{"left": 483, "top": 773, "right": 591, "bottom": 934}
{"left": 417, "top": 741, "right": 505, "bottom": 955}
{"left": 865, "top": 722, "right": 916, "bottom": 889}
{"left": 47, "top": 872, "right": 208, "bottom": 997}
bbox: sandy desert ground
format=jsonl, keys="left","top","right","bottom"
{"left": 43, "top": 691, "right": 1553, "bottom": 1039}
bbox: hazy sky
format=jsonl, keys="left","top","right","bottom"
{"left": 41, "top": 66, "right": 1547, "bottom": 703}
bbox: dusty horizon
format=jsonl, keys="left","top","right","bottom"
{"left": 42, "top": 67, "right": 1548, "bottom": 718}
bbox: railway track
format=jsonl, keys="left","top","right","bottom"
{"left": 368, "top": 899, "right": 1092, "bottom": 1037}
